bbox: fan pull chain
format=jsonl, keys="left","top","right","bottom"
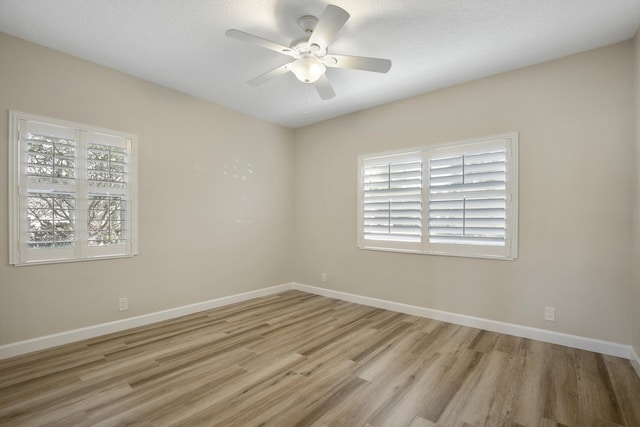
{"left": 304, "top": 83, "right": 310, "bottom": 116}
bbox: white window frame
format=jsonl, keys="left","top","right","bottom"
{"left": 358, "top": 133, "right": 518, "bottom": 260}
{"left": 9, "top": 110, "right": 139, "bottom": 266}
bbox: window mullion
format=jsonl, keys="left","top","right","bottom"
{"left": 421, "top": 151, "right": 429, "bottom": 253}
{"left": 75, "top": 130, "right": 88, "bottom": 259}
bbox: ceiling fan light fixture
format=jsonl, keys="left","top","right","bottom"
{"left": 290, "top": 58, "right": 326, "bottom": 83}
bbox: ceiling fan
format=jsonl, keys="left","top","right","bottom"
{"left": 225, "top": 4, "right": 392, "bottom": 100}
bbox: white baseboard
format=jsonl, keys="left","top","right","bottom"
{"left": 0, "top": 282, "right": 636, "bottom": 366}
{"left": 0, "top": 283, "right": 293, "bottom": 360}
{"left": 291, "top": 283, "right": 634, "bottom": 360}
{"left": 632, "top": 347, "right": 640, "bottom": 377}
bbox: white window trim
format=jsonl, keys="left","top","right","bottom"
{"left": 358, "top": 132, "right": 518, "bottom": 260}
{"left": 9, "top": 110, "right": 139, "bottom": 266}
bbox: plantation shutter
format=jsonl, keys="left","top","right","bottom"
{"left": 427, "top": 140, "right": 509, "bottom": 248}
{"left": 86, "top": 132, "right": 129, "bottom": 248}
{"left": 357, "top": 133, "right": 517, "bottom": 259}
{"left": 19, "top": 119, "right": 79, "bottom": 262}
{"left": 10, "top": 111, "right": 138, "bottom": 265}
{"left": 361, "top": 151, "right": 422, "bottom": 247}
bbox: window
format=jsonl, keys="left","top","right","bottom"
{"left": 9, "top": 111, "right": 138, "bottom": 265}
{"left": 358, "top": 133, "right": 518, "bottom": 260}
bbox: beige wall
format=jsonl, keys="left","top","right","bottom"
{"left": 1, "top": 31, "right": 636, "bottom": 350}
{"left": 634, "top": 32, "right": 640, "bottom": 358}
{"left": 0, "top": 33, "right": 295, "bottom": 345}
{"left": 294, "top": 42, "right": 635, "bottom": 344}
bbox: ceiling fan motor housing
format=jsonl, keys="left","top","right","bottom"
{"left": 297, "top": 15, "right": 318, "bottom": 33}
{"left": 293, "top": 15, "right": 324, "bottom": 55}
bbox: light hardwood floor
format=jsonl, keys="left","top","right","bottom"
{"left": 1, "top": 290, "right": 639, "bottom": 426}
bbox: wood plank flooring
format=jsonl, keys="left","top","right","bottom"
{"left": 1, "top": 290, "right": 639, "bottom": 426}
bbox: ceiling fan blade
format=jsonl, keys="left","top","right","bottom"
{"left": 308, "top": 5, "right": 350, "bottom": 51}
{"left": 324, "top": 54, "right": 392, "bottom": 73}
{"left": 225, "top": 29, "right": 296, "bottom": 57}
{"left": 247, "top": 62, "right": 293, "bottom": 86}
{"left": 313, "top": 74, "right": 336, "bottom": 100}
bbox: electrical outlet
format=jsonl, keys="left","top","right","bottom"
{"left": 119, "top": 297, "right": 129, "bottom": 312}
{"left": 544, "top": 306, "right": 555, "bottom": 322}
{"left": 321, "top": 273, "right": 327, "bottom": 282}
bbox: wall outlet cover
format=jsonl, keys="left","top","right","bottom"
{"left": 544, "top": 306, "right": 555, "bottom": 322}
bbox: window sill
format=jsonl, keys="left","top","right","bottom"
{"left": 358, "top": 244, "right": 516, "bottom": 261}
{"left": 12, "top": 253, "right": 137, "bottom": 267}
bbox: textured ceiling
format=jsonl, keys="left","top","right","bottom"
{"left": 1, "top": 0, "right": 639, "bottom": 128}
